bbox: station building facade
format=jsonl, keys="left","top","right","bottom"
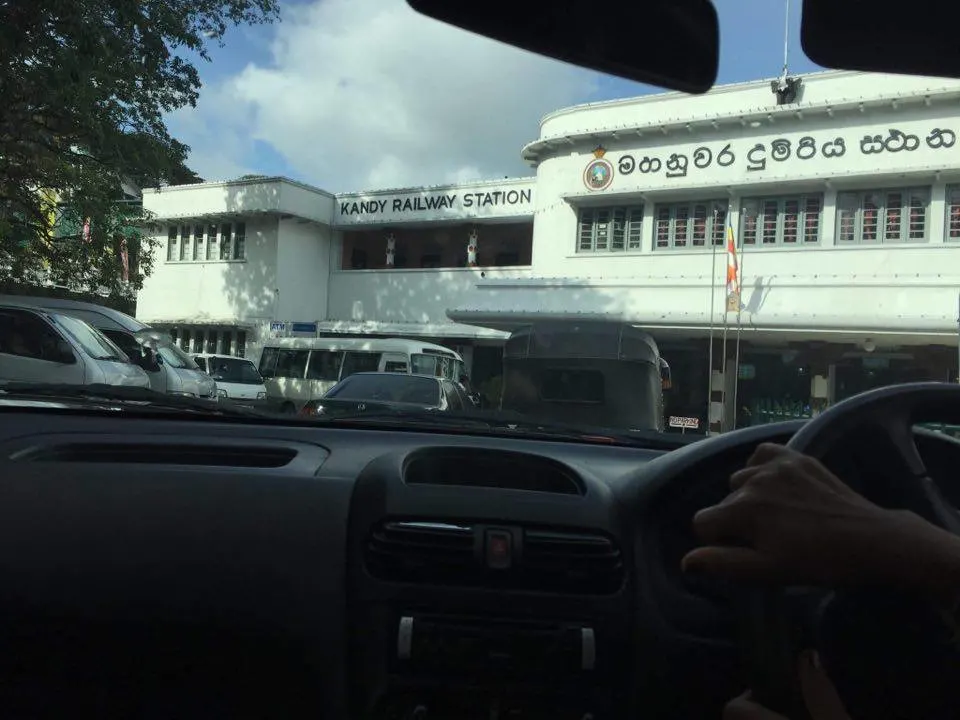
{"left": 137, "top": 70, "right": 960, "bottom": 431}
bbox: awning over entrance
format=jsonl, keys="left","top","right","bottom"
{"left": 316, "top": 319, "right": 509, "bottom": 341}
{"left": 446, "top": 279, "right": 958, "bottom": 346}
{"left": 141, "top": 316, "right": 263, "bottom": 329}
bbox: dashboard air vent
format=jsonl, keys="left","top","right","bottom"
{"left": 363, "top": 520, "right": 624, "bottom": 594}
{"left": 365, "top": 521, "right": 476, "bottom": 584}
{"left": 12, "top": 443, "right": 298, "bottom": 468}
{"left": 523, "top": 529, "right": 624, "bottom": 594}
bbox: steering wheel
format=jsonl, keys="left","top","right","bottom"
{"left": 746, "top": 382, "right": 960, "bottom": 719}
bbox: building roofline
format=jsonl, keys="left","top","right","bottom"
{"left": 535, "top": 69, "right": 862, "bottom": 128}
{"left": 335, "top": 176, "right": 535, "bottom": 199}
{"left": 142, "top": 175, "right": 336, "bottom": 199}
{"left": 520, "top": 71, "right": 960, "bottom": 163}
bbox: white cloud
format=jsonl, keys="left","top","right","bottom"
{"left": 165, "top": 83, "right": 259, "bottom": 182}
{"left": 182, "top": 0, "right": 601, "bottom": 192}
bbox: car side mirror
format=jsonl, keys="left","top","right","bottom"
{"left": 140, "top": 347, "right": 161, "bottom": 372}
{"left": 260, "top": 368, "right": 274, "bottom": 379}
{"left": 54, "top": 340, "right": 76, "bottom": 365}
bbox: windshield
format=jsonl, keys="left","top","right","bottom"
{"left": 205, "top": 356, "right": 263, "bottom": 385}
{"left": 51, "top": 314, "right": 125, "bottom": 362}
{"left": 327, "top": 374, "right": 441, "bottom": 405}
{"left": 156, "top": 344, "right": 196, "bottom": 370}
{"left": 2, "top": 0, "right": 954, "bottom": 444}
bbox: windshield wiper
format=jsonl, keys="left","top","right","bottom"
{"left": 313, "top": 408, "right": 492, "bottom": 430}
{"left": 0, "top": 383, "right": 263, "bottom": 417}
{"left": 466, "top": 414, "right": 694, "bottom": 449}
{"left": 311, "top": 407, "right": 690, "bottom": 449}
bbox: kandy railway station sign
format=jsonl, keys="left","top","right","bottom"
{"left": 335, "top": 184, "right": 535, "bottom": 224}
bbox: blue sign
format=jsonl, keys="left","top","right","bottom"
{"left": 270, "top": 322, "right": 286, "bottom": 332}
{"left": 291, "top": 322, "right": 318, "bottom": 334}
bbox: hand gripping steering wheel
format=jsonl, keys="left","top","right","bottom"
{"left": 745, "top": 382, "right": 960, "bottom": 719}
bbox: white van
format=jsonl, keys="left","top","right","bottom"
{"left": 0, "top": 305, "right": 150, "bottom": 389}
{"left": 0, "top": 295, "right": 216, "bottom": 400}
{"left": 192, "top": 354, "right": 269, "bottom": 409}
{"left": 256, "top": 337, "right": 465, "bottom": 414}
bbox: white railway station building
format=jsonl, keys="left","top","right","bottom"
{"left": 136, "top": 69, "right": 960, "bottom": 431}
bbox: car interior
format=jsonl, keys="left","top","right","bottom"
{"left": 3, "top": 1, "right": 960, "bottom": 719}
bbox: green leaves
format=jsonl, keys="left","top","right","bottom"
{"left": 0, "top": 0, "right": 279, "bottom": 298}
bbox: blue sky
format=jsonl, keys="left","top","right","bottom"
{"left": 168, "top": 0, "right": 825, "bottom": 191}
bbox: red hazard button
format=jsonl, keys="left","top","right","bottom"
{"left": 485, "top": 529, "right": 512, "bottom": 570}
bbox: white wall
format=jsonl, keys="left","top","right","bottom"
{"left": 536, "top": 106, "right": 960, "bottom": 215}
{"left": 143, "top": 177, "right": 335, "bottom": 225}
{"left": 326, "top": 266, "right": 532, "bottom": 327}
{"left": 496, "top": 89, "right": 960, "bottom": 339}
{"left": 274, "top": 217, "right": 331, "bottom": 321}
{"left": 448, "top": 244, "right": 960, "bottom": 341}
{"left": 136, "top": 217, "right": 280, "bottom": 325}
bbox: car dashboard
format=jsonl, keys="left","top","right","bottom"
{"left": 0, "top": 408, "right": 954, "bottom": 719}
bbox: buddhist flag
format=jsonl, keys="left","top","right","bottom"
{"left": 725, "top": 223, "right": 740, "bottom": 312}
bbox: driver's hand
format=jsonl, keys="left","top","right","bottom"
{"left": 724, "top": 650, "right": 850, "bottom": 720}
{"left": 682, "top": 443, "right": 960, "bottom": 593}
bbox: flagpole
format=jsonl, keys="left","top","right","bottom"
{"left": 732, "top": 224, "right": 746, "bottom": 429}
{"left": 707, "top": 211, "right": 719, "bottom": 434}
{"left": 721, "top": 310, "right": 729, "bottom": 431}
{"left": 720, "top": 204, "right": 736, "bottom": 433}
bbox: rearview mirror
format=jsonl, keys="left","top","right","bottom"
{"left": 405, "top": 0, "right": 719, "bottom": 94}
{"left": 801, "top": 0, "right": 960, "bottom": 81}
{"left": 660, "top": 358, "right": 672, "bottom": 391}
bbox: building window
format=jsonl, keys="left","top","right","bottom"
{"left": 577, "top": 205, "right": 644, "bottom": 252}
{"left": 654, "top": 201, "right": 727, "bottom": 250}
{"left": 836, "top": 188, "right": 930, "bottom": 244}
{"left": 207, "top": 224, "right": 218, "bottom": 260}
{"left": 193, "top": 225, "right": 204, "bottom": 260}
{"left": 945, "top": 186, "right": 960, "bottom": 241}
{"left": 740, "top": 195, "right": 822, "bottom": 246}
{"left": 219, "top": 225, "right": 232, "bottom": 260}
{"left": 235, "top": 330, "right": 246, "bottom": 359}
{"left": 351, "top": 248, "right": 368, "bottom": 269}
{"left": 233, "top": 222, "right": 246, "bottom": 260}
{"left": 166, "top": 220, "right": 246, "bottom": 263}
{"left": 167, "top": 227, "right": 178, "bottom": 261}
{"left": 179, "top": 225, "right": 191, "bottom": 260}
{"left": 206, "top": 330, "right": 218, "bottom": 354}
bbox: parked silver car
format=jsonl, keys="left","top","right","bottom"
{"left": 0, "top": 305, "right": 150, "bottom": 388}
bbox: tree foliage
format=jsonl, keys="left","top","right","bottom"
{"left": 0, "top": 0, "right": 279, "bottom": 297}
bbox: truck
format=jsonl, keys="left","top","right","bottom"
{"left": 499, "top": 321, "right": 668, "bottom": 432}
